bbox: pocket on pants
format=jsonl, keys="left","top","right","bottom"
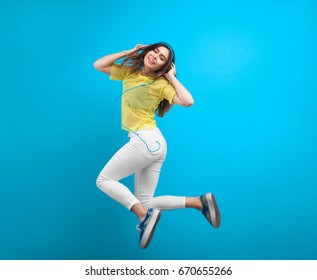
{"left": 130, "top": 132, "right": 166, "bottom": 159}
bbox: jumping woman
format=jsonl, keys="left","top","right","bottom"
{"left": 94, "top": 42, "right": 220, "bottom": 249}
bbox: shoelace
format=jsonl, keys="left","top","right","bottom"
{"left": 136, "top": 225, "right": 141, "bottom": 233}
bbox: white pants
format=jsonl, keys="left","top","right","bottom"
{"left": 96, "top": 127, "right": 185, "bottom": 211}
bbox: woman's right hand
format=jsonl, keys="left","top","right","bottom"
{"left": 123, "top": 44, "right": 146, "bottom": 55}
{"left": 93, "top": 44, "right": 146, "bottom": 74}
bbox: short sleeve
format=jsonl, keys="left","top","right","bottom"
{"left": 110, "top": 65, "right": 133, "bottom": 81}
{"left": 161, "top": 82, "right": 177, "bottom": 104}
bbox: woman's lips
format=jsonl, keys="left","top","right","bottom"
{"left": 148, "top": 56, "right": 155, "bottom": 65}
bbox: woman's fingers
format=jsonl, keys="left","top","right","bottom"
{"left": 135, "top": 44, "right": 147, "bottom": 50}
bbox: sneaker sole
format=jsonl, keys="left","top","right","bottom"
{"left": 206, "top": 193, "right": 221, "bottom": 228}
{"left": 140, "top": 209, "right": 161, "bottom": 249}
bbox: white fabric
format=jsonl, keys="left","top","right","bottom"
{"left": 96, "top": 127, "right": 185, "bottom": 210}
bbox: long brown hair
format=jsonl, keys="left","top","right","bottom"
{"left": 121, "top": 42, "right": 175, "bottom": 117}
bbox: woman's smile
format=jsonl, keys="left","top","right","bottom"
{"left": 148, "top": 56, "right": 155, "bottom": 65}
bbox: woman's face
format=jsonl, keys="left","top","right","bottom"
{"left": 143, "top": 46, "right": 170, "bottom": 74}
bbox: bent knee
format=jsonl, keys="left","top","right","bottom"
{"left": 96, "top": 174, "right": 111, "bottom": 189}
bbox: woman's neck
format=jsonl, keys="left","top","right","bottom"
{"left": 140, "top": 68, "right": 156, "bottom": 78}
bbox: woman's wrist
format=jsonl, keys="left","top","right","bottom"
{"left": 165, "top": 72, "right": 176, "bottom": 82}
{"left": 122, "top": 47, "right": 136, "bottom": 56}
{"left": 120, "top": 50, "right": 130, "bottom": 57}
{"left": 122, "top": 50, "right": 130, "bottom": 55}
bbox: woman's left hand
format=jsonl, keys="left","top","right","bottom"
{"left": 165, "top": 63, "right": 176, "bottom": 78}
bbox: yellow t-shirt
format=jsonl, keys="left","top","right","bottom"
{"left": 110, "top": 65, "right": 176, "bottom": 132}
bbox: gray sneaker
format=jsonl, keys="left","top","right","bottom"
{"left": 136, "top": 208, "right": 161, "bottom": 249}
{"left": 200, "top": 193, "right": 220, "bottom": 228}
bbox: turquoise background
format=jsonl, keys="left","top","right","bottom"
{"left": 1, "top": 0, "right": 316, "bottom": 259}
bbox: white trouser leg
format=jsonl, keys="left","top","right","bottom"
{"left": 96, "top": 128, "right": 166, "bottom": 210}
{"left": 96, "top": 128, "right": 186, "bottom": 211}
{"left": 96, "top": 141, "right": 153, "bottom": 210}
{"left": 149, "top": 196, "right": 186, "bottom": 210}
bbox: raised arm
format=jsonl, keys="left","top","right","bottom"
{"left": 165, "top": 63, "right": 194, "bottom": 107}
{"left": 93, "top": 44, "right": 144, "bottom": 74}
